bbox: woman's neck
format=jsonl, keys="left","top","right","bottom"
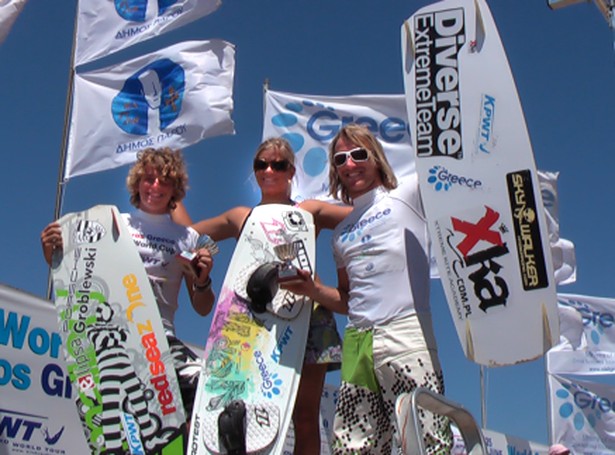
{"left": 259, "top": 195, "right": 294, "bottom": 206}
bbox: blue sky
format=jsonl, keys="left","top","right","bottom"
{"left": 2, "top": 0, "right": 615, "bottom": 447}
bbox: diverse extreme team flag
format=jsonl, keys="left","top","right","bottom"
{"left": 0, "top": 0, "right": 27, "bottom": 45}
{"left": 65, "top": 39, "right": 235, "bottom": 180}
{"left": 74, "top": 0, "right": 221, "bottom": 67}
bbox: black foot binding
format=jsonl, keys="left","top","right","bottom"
{"left": 246, "top": 262, "right": 279, "bottom": 313}
{"left": 218, "top": 400, "right": 247, "bottom": 455}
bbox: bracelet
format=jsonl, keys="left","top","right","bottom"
{"left": 193, "top": 277, "right": 212, "bottom": 293}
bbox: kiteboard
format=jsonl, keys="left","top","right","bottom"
{"left": 50, "top": 204, "right": 186, "bottom": 454}
{"left": 401, "top": 0, "right": 559, "bottom": 366}
{"left": 187, "top": 204, "right": 315, "bottom": 455}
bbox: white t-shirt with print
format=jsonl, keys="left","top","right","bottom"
{"left": 123, "top": 210, "right": 199, "bottom": 336}
{"left": 333, "top": 175, "right": 431, "bottom": 329}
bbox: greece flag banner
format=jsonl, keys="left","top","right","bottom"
{"left": 66, "top": 40, "right": 235, "bottom": 180}
{"left": 262, "top": 90, "right": 414, "bottom": 203}
{"left": 547, "top": 293, "right": 615, "bottom": 375}
{"left": 75, "top": 0, "right": 221, "bottom": 67}
{"left": 547, "top": 373, "right": 615, "bottom": 454}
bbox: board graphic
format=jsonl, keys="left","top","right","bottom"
{"left": 50, "top": 205, "right": 185, "bottom": 454}
{"left": 188, "top": 204, "right": 315, "bottom": 455}
{"left": 401, "top": 0, "right": 559, "bottom": 366}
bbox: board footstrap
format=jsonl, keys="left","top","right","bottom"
{"left": 234, "top": 262, "right": 306, "bottom": 320}
{"left": 203, "top": 402, "right": 280, "bottom": 454}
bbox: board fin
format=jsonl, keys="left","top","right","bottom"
{"left": 464, "top": 319, "right": 475, "bottom": 363}
{"left": 218, "top": 400, "right": 247, "bottom": 455}
{"left": 110, "top": 207, "right": 121, "bottom": 242}
{"left": 542, "top": 302, "right": 555, "bottom": 353}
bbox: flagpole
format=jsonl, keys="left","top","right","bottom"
{"left": 480, "top": 365, "right": 487, "bottom": 429}
{"left": 46, "top": 1, "right": 78, "bottom": 300}
{"left": 263, "top": 78, "right": 270, "bottom": 117}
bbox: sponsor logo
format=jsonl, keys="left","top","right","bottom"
{"left": 121, "top": 413, "right": 145, "bottom": 455}
{"left": 506, "top": 170, "right": 549, "bottom": 290}
{"left": 446, "top": 206, "right": 511, "bottom": 315}
{"left": 0, "top": 409, "right": 65, "bottom": 446}
{"left": 477, "top": 94, "right": 496, "bottom": 154}
{"left": 266, "top": 98, "right": 408, "bottom": 186}
{"left": 413, "top": 8, "right": 465, "bottom": 159}
{"left": 254, "top": 351, "right": 283, "bottom": 399}
{"left": 283, "top": 210, "right": 308, "bottom": 232}
{"left": 554, "top": 381, "right": 615, "bottom": 431}
{"left": 112, "top": 60, "right": 185, "bottom": 138}
{"left": 338, "top": 208, "right": 391, "bottom": 243}
{"left": 74, "top": 220, "right": 105, "bottom": 244}
{"left": 115, "top": 0, "right": 179, "bottom": 23}
{"left": 558, "top": 297, "right": 614, "bottom": 347}
{"left": 427, "top": 165, "right": 482, "bottom": 191}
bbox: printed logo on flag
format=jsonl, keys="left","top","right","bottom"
{"left": 558, "top": 296, "right": 615, "bottom": 347}
{"left": 553, "top": 381, "right": 615, "bottom": 431}
{"left": 112, "top": 59, "right": 185, "bottom": 137}
{"left": 115, "top": 0, "right": 179, "bottom": 22}
{"left": 266, "top": 97, "right": 408, "bottom": 186}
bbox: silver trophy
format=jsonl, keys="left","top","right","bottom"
{"left": 273, "top": 241, "right": 301, "bottom": 283}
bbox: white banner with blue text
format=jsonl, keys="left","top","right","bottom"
{"left": 263, "top": 89, "right": 415, "bottom": 203}
{"left": 74, "top": 0, "right": 221, "bottom": 66}
{"left": 0, "top": 284, "right": 89, "bottom": 454}
{"left": 547, "top": 293, "right": 615, "bottom": 375}
{"left": 66, "top": 39, "right": 235, "bottom": 179}
{"left": 547, "top": 373, "right": 615, "bottom": 455}
{"left": 0, "top": 0, "right": 27, "bottom": 45}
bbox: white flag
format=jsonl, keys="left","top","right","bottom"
{"left": 547, "top": 293, "right": 615, "bottom": 375}
{"left": 66, "top": 39, "right": 235, "bottom": 179}
{"left": 539, "top": 170, "right": 576, "bottom": 285}
{"left": 263, "top": 89, "right": 414, "bottom": 203}
{"left": 75, "top": 0, "right": 221, "bottom": 67}
{"left": 263, "top": 90, "right": 575, "bottom": 283}
{"left": 0, "top": 0, "right": 27, "bottom": 45}
{"left": 547, "top": 374, "right": 615, "bottom": 454}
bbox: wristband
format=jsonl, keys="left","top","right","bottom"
{"left": 193, "top": 277, "right": 212, "bottom": 293}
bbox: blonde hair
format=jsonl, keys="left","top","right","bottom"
{"left": 254, "top": 137, "right": 296, "bottom": 170}
{"left": 126, "top": 147, "right": 188, "bottom": 211}
{"left": 328, "top": 124, "right": 397, "bottom": 204}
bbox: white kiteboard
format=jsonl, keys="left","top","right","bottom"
{"left": 188, "top": 204, "right": 315, "bottom": 455}
{"left": 401, "top": 0, "right": 559, "bottom": 366}
{"left": 50, "top": 205, "right": 186, "bottom": 454}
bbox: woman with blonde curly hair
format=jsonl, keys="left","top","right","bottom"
{"left": 41, "top": 147, "right": 215, "bottom": 426}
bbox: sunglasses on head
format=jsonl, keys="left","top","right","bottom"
{"left": 253, "top": 159, "right": 291, "bottom": 172}
{"left": 333, "top": 147, "right": 370, "bottom": 167}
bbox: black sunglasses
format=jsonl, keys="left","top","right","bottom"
{"left": 253, "top": 159, "right": 291, "bottom": 172}
{"left": 333, "top": 147, "right": 370, "bottom": 167}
